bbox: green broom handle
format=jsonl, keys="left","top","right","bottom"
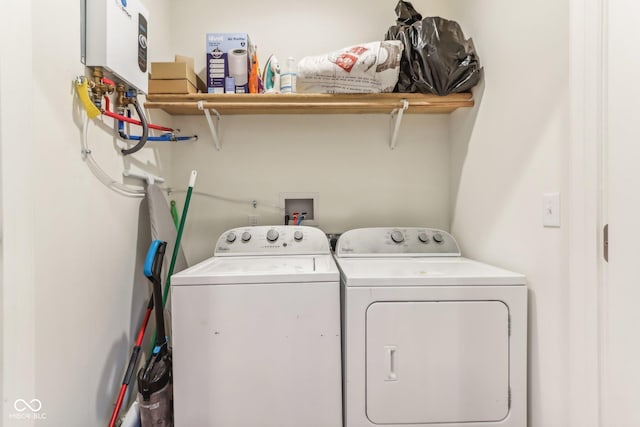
{"left": 162, "top": 170, "right": 196, "bottom": 307}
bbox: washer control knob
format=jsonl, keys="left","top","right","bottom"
{"left": 418, "top": 232, "right": 430, "bottom": 243}
{"left": 294, "top": 231, "right": 304, "bottom": 241}
{"left": 241, "top": 232, "right": 252, "bottom": 242}
{"left": 226, "top": 232, "right": 237, "bottom": 243}
{"left": 266, "top": 229, "right": 279, "bottom": 242}
{"left": 433, "top": 232, "right": 444, "bottom": 244}
{"left": 390, "top": 230, "right": 405, "bottom": 244}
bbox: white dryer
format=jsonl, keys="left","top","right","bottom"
{"left": 171, "top": 226, "right": 342, "bottom": 427}
{"left": 335, "top": 227, "right": 527, "bottom": 427}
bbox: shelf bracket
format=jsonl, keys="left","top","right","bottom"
{"left": 198, "top": 100, "right": 222, "bottom": 150}
{"left": 389, "top": 99, "right": 409, "bottom": 150}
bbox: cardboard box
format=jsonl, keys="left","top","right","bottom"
{"left": 150, "top": 55, "right": 206, "bottom": 92}
{"left": 151, "top": 62, "right": 191, "bottom": 80}
{"left": 175, "top": 54, "right": 194, "bottom": 70}
{"left": 206, "top": 33, "right": 251, "bottom": 94}
{"left": 148, "top": 79, "right": 197, "bottom": 94}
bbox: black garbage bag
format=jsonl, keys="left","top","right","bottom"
{"left": 385, "top": 0, "right": 481, "bottom": 95}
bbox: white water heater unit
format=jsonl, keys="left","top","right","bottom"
{"left": 83, "top": 0, "right": 149, "bottom": 93}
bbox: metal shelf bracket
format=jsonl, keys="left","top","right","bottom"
{"left": 198, "top": 100, "right": 222, "bottom": 150}
{"left": 389, "top": 99, "right": 409, "bottom": 150}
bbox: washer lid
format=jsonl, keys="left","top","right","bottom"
{"left": 172, "top": 254, "right": 338, "bottom": 285}
{"left": 336, "top": 257, "right": 525, "bottom": 286}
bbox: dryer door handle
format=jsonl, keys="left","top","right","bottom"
{"left": 385, "top": 346, "right": 398, "bottom": 381}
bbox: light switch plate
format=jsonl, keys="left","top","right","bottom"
{"left": 543, "top": 192, "right": 561, "bottom": 227}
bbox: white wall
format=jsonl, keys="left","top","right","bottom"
{"left": 168, "top": 0, "right": 455, "bottom": 263}
{"left": 171, "top": 114, "right": 450, "bottom": 262}
{"left": 445, "top": 1, "right": 571, "bottom": 427}
{"left": 1, "top": 0, "right": 173, "bottom": 425}
{"left": 1, "top": 1, "right": 36, "bottom": 425}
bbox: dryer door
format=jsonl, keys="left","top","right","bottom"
{"left": 366, "top": 301, "right": 510, "bottom": 424}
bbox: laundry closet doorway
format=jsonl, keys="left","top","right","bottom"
{"left": 570, "top": 0, "right": 640, "bottom": 426}
{"left": 600, "top": 0, "right": 640, "bottom": 425}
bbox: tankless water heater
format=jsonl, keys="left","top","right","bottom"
{"left": 83, "top": 0, "right": 149, "bottom": 93}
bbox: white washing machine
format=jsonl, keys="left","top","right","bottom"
{"left": 335, "top": 227, "right": 527, "bottom": 427}
{"left": 171, "top": 226, "right": 342, "bottom": 427}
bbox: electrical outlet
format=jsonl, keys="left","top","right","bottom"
{"left": 543, "top": 192, "right": 560, "bottom": 227}
{"left": 248, "top": 215, "right": 259, "bottom": 226}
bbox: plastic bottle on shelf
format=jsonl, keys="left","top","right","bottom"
{"left": 280, "top": 57, "right": 297, "bottom": 94}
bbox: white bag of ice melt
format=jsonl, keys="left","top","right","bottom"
{"left": 296, "top": 40, "right": 404, "bottom": 94}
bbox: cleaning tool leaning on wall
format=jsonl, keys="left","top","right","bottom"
{"left": 107, "top": 173, "right": 194, "bottom": 427}
{"left": 137, "top": 240, "right": 174, "bottom": 427}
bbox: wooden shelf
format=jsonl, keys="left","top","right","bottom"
{"left": 145, "top": 93, "right": 473, "bottom": 115}
{"left": 144, "top": 92, "right": 474, "bottom": 150}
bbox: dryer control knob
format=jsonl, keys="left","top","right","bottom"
{"left": 433, "top": 232, "right": 444, "bottom": 244}
{"left": 294, "top": 231, "right": 304, "bottom": 241}
{"left": 226, "top": 232, "right": 237, "bottom": 243}
{"left": 418, "top": 232, "right": 430, "bottom": 243}
{"left": 390, "top": 230, "right": 405, "bottom": 244}
{"left": 241, "top": 232, "right": 252, "bottom": 242}
{"left": 266, "top": 229, "right": 279, "bottom": 242}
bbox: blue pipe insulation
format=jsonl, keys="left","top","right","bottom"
{"left": 118, "top": 120, "right": 197, "bottom": 142}
{"left": 121, "top": 132, "right": 196, "bottom": 142}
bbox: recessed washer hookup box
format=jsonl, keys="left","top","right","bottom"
{"left": 206, "top": 33, "right": 251, "bottom": 94}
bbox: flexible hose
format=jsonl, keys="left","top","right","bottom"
{"left": 75, "top": 78, "right": 101, "bottom": 119}
{"left": 104, "top": 94, "right": 173, "bottom": 132}
{"left": 104, "top": 109, "right": 174, "bottom": 132}
{"left": 121, "top": 99, "right": 149, "bottom": 155}
{"left": 82, "top": 116, "right": 145, "bottom": 198}
{"left": 170, "top": 189, "right": 284, "bottom": 212}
